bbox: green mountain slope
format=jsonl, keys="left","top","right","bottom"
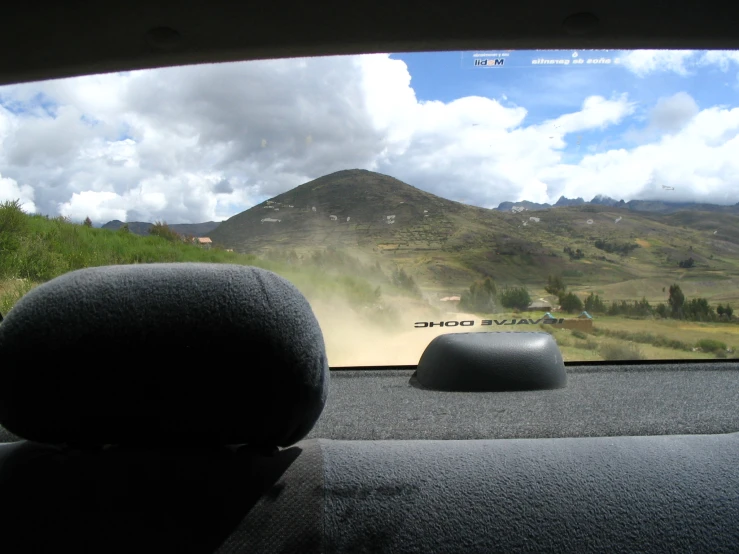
{"left": 210, "top": 169, "right": 739, "bottom": 302}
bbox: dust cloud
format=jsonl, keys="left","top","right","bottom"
{"left": 308, "top": 298, "right": 486, "bottom": 366}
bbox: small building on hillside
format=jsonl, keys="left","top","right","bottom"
{"left": 197, "top": 237, "right": 212, "bottom": 249}
{"left": 553, "top": 310, "right": 594, "bottom": 333}
{"left": 440, "top": 296, "right": 461, "bottom": 303}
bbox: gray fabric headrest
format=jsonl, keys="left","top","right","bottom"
{"left": 0, "top": 264, "right": 329, "bottom": 447}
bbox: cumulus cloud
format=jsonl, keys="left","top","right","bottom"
{"left": 0, "top": 173, "right": 36, "bottom": 212}
{"left": 0, "top": 51, "right": 738, "bottom": 222}
{"left": 619, "top": 50, "right": 695, "bottom": 76}
{"left": 619, "top": 49, "right": 739, "bottom": 76}
{"left": 650, "top": 92, "right": 700, "bottom": 132}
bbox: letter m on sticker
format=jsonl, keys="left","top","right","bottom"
{"left": 493, "top": 58, "right": 505, "bottom": 66}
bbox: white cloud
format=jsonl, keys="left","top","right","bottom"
{"left": 619, "top": 50, "right": 695, "bottom": 76}
{"left": 59, "top": 191, "right": 127, "bottom": 222}
{"left": 698, "top": 51, "right": 739, "bottom": 71}
{"left": 619, "top": 49, "right": 739, "bottom": 76}
{"left": 649, "top": 92, "right": 699, "bottom": 132}
{"left": 0, "top": 173, "right": 36, "bottom": 213}
{"left": 0, "top": 51, "right": 738, "bottom": 223}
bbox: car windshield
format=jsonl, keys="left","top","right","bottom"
{"left": 2, "top": 49, "right": 739, "bottom": 366}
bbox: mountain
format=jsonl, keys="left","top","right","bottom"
{"left": 496, "top": 194, "right": 739, "bottom": 214}
{"left": 209, "top": 169, "right": 739, "bottom": 294}
{"left": 554, "top": 196, "right": 586, "bottom": 207}
{"left": 210, "top": 169, "right": 486, "bottom": 252}
{"left": 101, "top": 220, "right": 220, "bottom": 237}
{"left": 496, "top": 200, "right": 551, "bottom": 212}
{"left": 590, "top": 195, "right": 625, "bottom": 207}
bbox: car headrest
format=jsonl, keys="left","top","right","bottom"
{"left": 0, "top": 263, "right": 329, "bottom": 448}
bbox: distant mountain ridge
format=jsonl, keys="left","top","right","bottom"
{"left": 101, "top": 220, "right": 220, "bottom": 237}
{"left": 496, "top": 195, "right": 739, "bottom": 214}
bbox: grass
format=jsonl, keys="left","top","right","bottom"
{"left": 4, "top": 198, "right": 739, "bottom": 365}
{"left": 599, "top": 341, "right": 646, "bottom": 361}
{"left": 0, "top": 202, "right": 422, "bottom": 327}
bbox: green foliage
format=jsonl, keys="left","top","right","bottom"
{"left": 0, "top": 209, "right": 406, "bottom": 327}
{"left": 584, "top": 293, "right": 606, "bottom": 314}
{"left": 571, "top": 329, "right": 587, "bottom": 340}
{"left": 149, "top": 221, "right": 181, "bottom": 242}
{"left": 563, "top": 246, "right": 584, "bottom": 260}
{"left": 0, "top": 279, "right": 37, "bottom": 317}
{"left": 594, "top": 239, "right": 639, "bottom": 256}
{"left": 118, "top": 223, "right": 130, "bottom": 234}
{"left": 0, "top": 200, "right": 29, "bottom": 265}
{"left": 683, "top": 297, "right": 716, "bottom": 322}
{"left": 545, "top": 274, "right": 566, "bottom": 297}
{"left": 717, "top": 304, "right": 734, "bottom": 319}
{"left": 678, "top": 257, "right": 695, "bottom": 268}
{"left": 83, "top": 217, "right": 93, "bottom": 228}
{"left": 606, "top": 297, "right": 653, "bottom": 317}
{"left": 696, "top": 338, "right": 727, "bottom": 352}
{"left": 599, "top": 341, "right": 646, "bottom": 361}
{"left": 668, "top": 284, "right": 685, "bottom": 319}
{"left": 594, "top": 327, "right": 691, "bottom": 351}
{"left": 459, "top": 277, "right": 497, "bottom": 313}
{"left": 560, "top": 292, "right": 584, "bottom": 314}
{"left": 499, "top": 286, "right": 531, "bottom": 311}
{"left": 391, "top": 267, "right": 421, "bottom": 298}
{"left": 655, "top": 303, "right": 668, "bottom": 318}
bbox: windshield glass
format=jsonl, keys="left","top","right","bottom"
{"left": 2, "top": 49, "right": 739, "bottom": 366}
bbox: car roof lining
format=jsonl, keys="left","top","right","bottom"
{"left": 2, "top": 1, "right": 739, "bottom": 86}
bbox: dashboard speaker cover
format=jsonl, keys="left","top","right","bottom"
{"left": 416, "top": 332, "right": 566, "bottom": 391}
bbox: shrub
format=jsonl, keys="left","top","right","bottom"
{"left": 499, "top": 286, "right": 531, "bottom": 311}
{"left": 696, "top": 339, "right": 727, "bottom": 353}
{"left": 83, "top": 217, "right": 93, "bottom": 228}
{"left": 149, "top": 221, "right": 181, "bottom": 242}
{"left": 560, "top": 292, "right": 584, "bottom": 314}
{"left": 599, "top": 341, "right": 646, "bottom": 361}
{"left": 572, "top": 329, "right": 587, "bottom": 340}
{"left": 583, "top": 339, "right": 599, "bottom": 350}
{"left": 545, "top": 274, "right": 566, "bottom": 297}
{"left": 459, "top": 277, "right": 497, "bottom": 313}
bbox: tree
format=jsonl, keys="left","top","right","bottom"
{"left": 717, "top": 304, "right": 725, "bottom": 317}
{"left": 391, "top": 267, "right": 421, "bottom": 298}
{"left": 499, "top": 286, "right": 531, "bottom": 311}
{"left": 584, "top": 293, "right": 606, "bottom": 314}
{"left": 678, "top": 257, "right": 695, "bottom": 268}
{"left": 726, "top": 304, "right": 734, "bottom": 318}
{"left": 545, "top": 275, "right": 566, "bottom": 298}
{"left": 149, "top": 221, "right": 180, "bottom": 242}
{"left": 560, "top": 292, "right": 583, "bottom": 314}
{"left": 459, "top": 277, "right": 497, "bottom": 313}
{"left": 83, "top": 216, "right": 93, "bottom": 227}
{"left": 668, "top": 284, "right": 685, "bottom": 319}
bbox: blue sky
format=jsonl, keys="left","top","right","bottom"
{"left": 391, "top": 49, "right": 739, "bottom": 174}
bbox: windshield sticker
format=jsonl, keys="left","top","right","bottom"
{"left": 414, "top": 318, "right": 564, "bottom": 328}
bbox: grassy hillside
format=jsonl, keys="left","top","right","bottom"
{"left": 5, "top": 162, "right": 739, "bottom": 366}
{"left": 208, "top": 170, "right": 739, "bottom": 304}
{"left": 0, "top": 201, "right": 438, "bottom": 364}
